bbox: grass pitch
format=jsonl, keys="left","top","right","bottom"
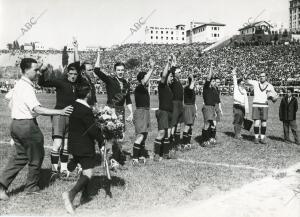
{"left": 0, "top": 94, "right": 299, "bottom": 216}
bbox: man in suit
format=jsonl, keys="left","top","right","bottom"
{"left": 62, "top": 81, "right": 103, "bottom": 214}
{"left": 279, "top": 87, "right": 299, "bottom": 145}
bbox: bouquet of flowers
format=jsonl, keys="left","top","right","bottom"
{"left": 94, "top": 106, "right": 124, "bottom": 140}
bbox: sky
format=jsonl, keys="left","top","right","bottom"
{"left": 0, "top": 0, "right": 290, "bottom": 50}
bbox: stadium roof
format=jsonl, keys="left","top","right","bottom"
{"left": 238, "top": 21, "right": 273, "bottom": 31}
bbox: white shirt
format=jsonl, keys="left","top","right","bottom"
{"left": 248, "top": 80, "right": 275, "bottom": 108}
{"left": 233, "top": 75, "right": 249, "bottom": 113}
{"left": 76, "top": 99, "right": 90, "bottom": 108}
{"left": 11, "top": 76, "right": 41, "bottom": 119}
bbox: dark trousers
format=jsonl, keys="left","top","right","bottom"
{"left": 0, "top": 119, "right": 44, "bottom": 192}
{"left": 283, "top": 120, "right": 299, "bottom": 143}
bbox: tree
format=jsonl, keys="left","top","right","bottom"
{"left": 6, "top": 43, "right": 12, "bottom": 50}
{"left": 282, "top": 29, "right": 288, "bottom": 38}
{"left": 62, "top": 46, "right": 69, "bottom": 68}
{"left": 15, "top": 41, "right": 20, "bottom": 49}
{"left": 274, "top": 31, "right": 279, "bottom": 42}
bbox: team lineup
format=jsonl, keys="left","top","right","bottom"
{"left": 0, "top": 39, "right": 299, "bottom": 215}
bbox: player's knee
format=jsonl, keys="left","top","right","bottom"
{"left": 52, "top": 138, "right": 63, "bottom": 150}
{"left": 82, "top": 169, "right": 93, "bottom": 179}
{"left": 157, "top": 130, "right": 165, "bottom": 139}
{"left": 135, "top": 134, "right": 144, "bottom": 144}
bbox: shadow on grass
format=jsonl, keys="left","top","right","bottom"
{"left": 223, "top": 131, "right": 253, "bottom": 142}
{"left": 268, "top": 135, "right": 284, "bottom": 142}
{"left": 194, "top": 135, "right": 203, "bottom": 145}
{"left": 86, "top": 175, "right": 125, "bottom": 200}
{"left": 8, "top": 185, "right": 25, "bottom": 196}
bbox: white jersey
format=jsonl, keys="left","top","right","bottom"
{"left": 233, "top": 75, "right": 249, "bottom": 113}
{"left": 248, "top": 80, "right": 275, "bottom": 108}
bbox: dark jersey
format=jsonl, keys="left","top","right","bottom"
{"left": 94, "top": 68, "right": 132, "bottom": 107}
{"left": 81, "top": 73, "right": 97, "bottom": 106}
{"left": 184, "top": 85, "right": 196, "bottom": 105}
{"left": 169, "top": 78, "right": 183, "bottom": 101}
{"left": 203, "top": 80, "right": 219, "bottom": 106}
{"left": 134, "top": 83, "right": 150, "bottom": 108}
{"left": 38, "top": 62, "right": 81, "bottom": 109}
{"left": 158, "top": 81, "right": 173, "bottom": 112}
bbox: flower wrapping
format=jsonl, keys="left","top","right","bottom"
{"left": 94, "top": 106, "right": 124, "bottom": 140}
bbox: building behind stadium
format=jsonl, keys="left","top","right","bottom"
{"left": 144, "top": 21, "right": 226, "bottom": 44}
{"left": 186, "top": 21, "right": 226, "bottom": 43}
{"left": 144, "top": 25, "right": 186, "bottom": 44}
{"left": 290, "top": 0, "right": 300, "bottom": 33}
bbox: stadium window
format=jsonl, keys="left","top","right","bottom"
{"left": 151, "top": 30, "right": 153, "bottom": 34}
{"left": 214, "top": 33, "right": 217, "bottom": 37}
{"left": 156, "top": 36, "right": 158, "bottom": 39}
{"left": 166, "top": 31, "right": 168, "bottom": 34}
{"left": 182, "top": 32, "right": 184, "bottom": 35}
{"left": 171, "top": 31, "right": 173, "bottom": 34}
{"left": 171, "top": 37, "right": 173, "bottom": 40}
{"left": 161, "top": 36, "right": 163, "bottom": 39}
{"left": 182, "top": 37, "right": 184, "bottom": 40}
{"left": 151, "top": 36, "right": 153, "bottom": 39}
{"left": 212, "top": 27, "right": 213, "bottom": 30}
{"left": 161, "top": 31, "right": 163, "bottom": 34}
{"left": 166, "top": 37, "right": 168, "bottom": 40}
{"left": 156, "top": 31, "right": 158, "bottom": 34}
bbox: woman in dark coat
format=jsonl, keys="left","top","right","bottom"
{"left": 279, "top": 87, "right": 299, "bottom": 145}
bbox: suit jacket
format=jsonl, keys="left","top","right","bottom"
{"left": 68, "top": 101, "right": 103, "bottom": 156}
{"left": 279, "top": 96, "right": 298, "bottom": 121}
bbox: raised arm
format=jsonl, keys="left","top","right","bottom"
{"left": 141, "top": 58, "right": 155, "bottom": 85}
{"left": 94, "top": 49, "right": 110, "bottom": 83}
{"left": 206, "top": 62, "right": 213, "bottom": 81}
{"left": 161, "top": 54, "right": 176, "bottom": 84}
{"left": 189, "top": 75, "right": 195, "bottom": 90}
{"left": 37, "top": 64, "right": 63, "bottom": 88}
{"left": 232, "top": 67, "right": 238, "bottom": 87}
{"left": 73, "top": 37, "right": 79, "bottom": 62}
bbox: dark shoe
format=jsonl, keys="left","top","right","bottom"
{"left": 0, "top": 185, "right": 9, "bottom": 201}
{"left": 234, "top": 135, "right": 243, "bottom": 140}
{"left": 168, "top": 149, "right": 177, "bottom": 159}
{"left": 138, "top": 157, "right": 147, "bottom": 165}
{"left": 132, "top": 158, "right": 139, "bottom": 166}
{"left": 62, "top": 191, "right": 75, "bottom": 214}
{"left": 25, "top": 186, "right": 41, "bottom": 195}
{"left": 50, "top": 171, "right": 60, "bottom": 182}
{"left": 260, "top": 138, "right": 267, "bottom": 144}
{"left": 60, "top": 170, "right": 70, "bottom": 178}
{"left": 153, "top": 154, "right": 162, "bottom": 162}
{"left": 67, "top": 159, "right": 77, "bottom": 172}
{"left": 201, "top": 141, "right": 210, "bottom": 147}
{"left": 209, "top": 138, "right": 217, "bottom": 145}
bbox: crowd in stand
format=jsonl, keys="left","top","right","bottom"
{"left": 0, "top": 43, "right": 300, "bottom": 95}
